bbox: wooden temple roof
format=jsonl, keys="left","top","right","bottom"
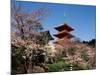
{"left": 54, "top": 30, "right": 74, "bottom": 39}
{"left": 41, "top": 31, "right": 54, "bottom": 40}
{"left": 54, "top": 23, "right": 74, "bottom": 32}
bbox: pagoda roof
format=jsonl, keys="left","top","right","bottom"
{"left": 54, "top": 23, "right": 74, "bottom": 32}
{"left": 54, "top": 30, "right": 74, "bottom": 39}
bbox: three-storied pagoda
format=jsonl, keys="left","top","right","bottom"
{"left": 53, "top": 23, "right": 74, "bottom": 47}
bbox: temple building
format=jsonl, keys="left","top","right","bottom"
{"left": 53, "top": 23, "right": 74, "bottom": 47}
{"left": 40, "top": 31, "right": 54, "bottom": 45}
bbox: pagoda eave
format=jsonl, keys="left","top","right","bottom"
{"left": 55, "top": 23, "right": 74, "bottom": 32}
{"left": 54, "top": 32, "right": 74, "bottom": 39}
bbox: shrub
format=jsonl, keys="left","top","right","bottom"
{"left": 81, "top": 50, "right": 89, "bottom": 62}
{"left": 71, "top": 63, "right": 93, "bottom": 70}
{"left": 47, "top": 60, "right": 70, "bottom": 72}
{"left": 57, "top": 58, "right": 65, "bottom": 62}
{"left": 81, "top": 64, "right": 93, "bottom": 70}
{"left": 67, "top": 47, "right": 77, "bottom": 55}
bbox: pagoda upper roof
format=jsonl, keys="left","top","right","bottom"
{"left": 54, "top": 30, "right": 74, "bottom": 39}
{"left": 54, "top": 23, "right": 74, "bottom": 32}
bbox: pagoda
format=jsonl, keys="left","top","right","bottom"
{"left": 53, "top": 23, "right": 74, "bottom": 47}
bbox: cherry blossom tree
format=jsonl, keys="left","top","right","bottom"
{"left": 11, "top": 1, "right": 51, "bottom": 74}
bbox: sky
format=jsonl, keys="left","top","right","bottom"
{"left": 13, "top": 0, "right": 96, "bottom": 41}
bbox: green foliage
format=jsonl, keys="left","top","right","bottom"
{"left": 81, "top": 50, "right": 89, "bottom": 62}
{"left": 11, "top": 46, "right": 26, "bottom": 74}
{"left": 67, "top": 47, "right": 77, "bottom": 55}
{"left": 47, "top": 59, "right": 93, "bottom": 72}
{"left": 82, "top": 39, "right": 96, "bottom": 48}
{"left": 47, "top": 60, "right": 70, "bottom": 72}
{"left": 57, "top": 58, "right": 65, "bottom": 62}
{"left": 69, "top": 63, "right": 93, "bottom": 70}
{"left": 82, "top": 64, "right": 93, "bottom": 70}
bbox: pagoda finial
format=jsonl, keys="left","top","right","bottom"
{"left": 64, "top": 12, "right": 67, "bottom": 23}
